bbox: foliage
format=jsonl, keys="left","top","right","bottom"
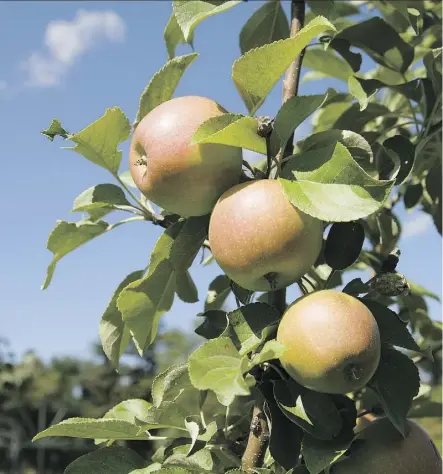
{"left": 36, "top": 1, "right": 442, "bottom": 473}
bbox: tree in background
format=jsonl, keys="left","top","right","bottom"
{"left": 24, "top": 0, "right": 443, "bottom": 473}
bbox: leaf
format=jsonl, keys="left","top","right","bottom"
{"left": 164, "top": 12, "right": 192, "bottom": 59}
{"left": 403, "top": 182, "right": 423, "bottom": 209}
{"left": 280, "top": 143, "right": 394, "bottom": 222}
{"left": 151, "top": 364, "right": 193, "bottom": 407}
{"left": 348, "top": 75, "right": 376, "bottom": 111}
{"left": 303, "top": 47, "right": 354, "bottom": 82}
{"left": 136, "top": 402, "right": 188, "bottom": 431}
{"left": 324, "top": 222, "right": 365, "bottom": 270}
{"left": 408, "top": 279, "right": 440, "bottom": 301}
{"left": 66, "top": 107, "right": 130, "bottom": 174}
{"left": 134, "top": 53, "right": 199, "bottom": 128}
{"left": 270, "top": 93, "right": 330, "bottom": 156}
{"left": 239, "top": 0, "right": 289, "bottom": 54}
{"left": 260, "top": 381, "right": 303, "bottom": 470}
{"left": 33, "top": 418, "right": 145, "bottom": 442}
{"left": 103, "top": 399, "right": 153, "bottom": 424}
{"left": 192, "top": 113, "right": 266, "bottom": 154}
{"left": 119, "top": 170, "right": 137, "bottom": 189}
{"left": 41, "top": 118, "right": 68, "bottom": 141}
{"left": 170, "top": 216, "right": 208, "bottom": 272}
{"left": 231, "top": 282, "right": 254, "bottom": 306}
{"left": 173, "top": 0, "right": 241, "bottom": 42}
{"left": 249, "top": 339, "right": 287, "bottom": 367}
{"left": 188, "top": 337, "right": 250, "bottom": 406}
{"left": 342, "top": 278, "right": 369, "bottom": 296}
{"left": 232, "top": 16, "right": 336, "bottom": 114}
{"left": 227, "top": 302, "right": 280, "bottom": 355}
{"left": 360, "top": 299, "right": 421, "bottom": 353}
{"left": 296, "top": 129, "right": 375, "bottom": 177}
{"left": 100, "top": 270, "right": 145, "bottom": 369}
{"left": 369, "top": 346, "right": 420, "bottom": 436}
{"left": 195, "top": 310, "right": 229, "bottom": 340}
{"left": 333, "top": 103, "right": 391, "bottom": 133}
{"left": 301, "top": 432, "right": 353, "bottom": 474}
{"left": 176, "top": 271, "right": 199, "bottom": 303}
{"left": 335, "top": 17, "right": 414, "bottom": 73}
{"left": 64, "top": 446, "right": 145, "bottom": 474}
{"left": 149, "top": 222, "right": 185, "bottom": 275}
{"left": 273, "top": 380, "right": 342, "bottom": 440}
{"left": 383, "top": 135, "right": 415, "bottom": 185}
{"left": 42, "top": 220, "right": 109, "bottom": 290}
{"left": 117, "top": 260, "right": 176, "bottom": 355}
{"left": 204, "top": 275, "right": 231, "bottom": 311}
{"left": 307, "top": 0, "right": 335, "bottom": 19}
{"left": 72, "top": 183, "right": 133, "bottom": 221}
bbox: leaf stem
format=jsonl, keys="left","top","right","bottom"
{"left": 114, "top": 174, "right": 153, "bottom": 219}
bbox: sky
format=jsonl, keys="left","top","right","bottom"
{"left": 0, "top": 1, "right": 441, "bottom": 363}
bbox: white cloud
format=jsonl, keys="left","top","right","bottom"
{"left": 22, "top": 10, "right": 125, "bottom": 87}
{"left": 402, "top": 212, "right": 433, "bottom": 238}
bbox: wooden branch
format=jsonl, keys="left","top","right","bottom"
{"left": 241, "top": 2, "right": 306, "bottom": 472}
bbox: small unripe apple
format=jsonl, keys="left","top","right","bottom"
{"left": 277, "top": 290, "right": 381, "bottom": 394}
{"left": 208, "top": 179, "right": 324, "bottom": 291}
{"left": 332, "top": 418, "right": 442, "bottom": 473}
{"left": 129, "top": 96, "right": 243, "bottom": 217}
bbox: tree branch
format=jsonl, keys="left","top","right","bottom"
{"left": 241, "top": 403, "right": 270, "bottom": 472}
{"left": 241, "top": 2, "right": 306, "bottom": 472}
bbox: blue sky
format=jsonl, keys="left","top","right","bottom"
{"left": 0, "top": 1, "right": 441, "bottom": 362}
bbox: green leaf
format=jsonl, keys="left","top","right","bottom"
{"left": 403, "top": 182, "right": 423, "bottom": 210}
{"left": 164, "top": 12, "right": 192, "bottom": 59}
{"left": 117, "top": 260, "right": 176, "bottom": 355}
{"left": 103, "top": 399, "right": 153, "bottom": 423}
{"left": 134, "top": 53, "right": 199, "bottom": 128}
{"left": 360, "top": 299, "right": 421, "bottom": 353}
{"left": 151, "top": 364, "right": 194, "bottom": 408}
{"left": 195, "top": 310, "right": 229, "bottom": 340}
{"left": 249, "top": 339, "right": 287, "bottom": 367}
{"left": 301, "top": 432, "right": 353, "bottom": 474}
{"left": 335, "top": 17, "right": 414, "bottom": 73}
{"left": 408, "top": 280, "right": 440, "bottom": 301}
{"left": 119, "top": 170, "right": 138, "bottom": 189}
{"left": 280, "top": 143, "right": 394, "bottom": 222}
{"left": 383, "top": 135, "right": 415, "bottom": 185}
{"left": 66, "top": 107, "right": 130, "bottom": 174}
{"left": 64, "top": 446, "right": 145, "bottom": 474}
{"left": 72, "top": 183, "right": 133, "bottom": 221}
{"left": 270, "top": 92, "right": 330, "bottom": 156}
{"left": 33, "top": 418, "right": 145, "bottom": 442}
{"left": 100, "top": 270, "right": 145, "bottom": 369}
{"left": 232, "top": 16, "right": 336, "bottom": 114}
{"left": 324, "top": 222, "right": 365, "bottom": 270}
{"left": 227, "top": 302, "right": 280, "bottom": 355}
{"left": 170, "top": 216, "right": 208, "bottom": 272}
{"left": 136, "top": 402, "right": 188, "bottom": 431}
{"left": 259, "top": 381, "right": 303, "bottom": 470}
{"left": 192, "top": 114, "right": 266, "bottom": 154}
{"left": 342, "top": 278, "right": 369, "bottom": 296}
{"left": 239, "top": 0, "right": 289, "bottom": 54}
{"left": 369, "top": 346, "right": 420, "bottom": 436}
{"left": 42, "top": 220, "right": 109, "bottom": 290}
{"left": 348, "top": 75, "right": 376, "bottom": 111}
{"left": 173, "top": 0, "right": 241, "bottom": 42}
{"left": 204, "top": 275, "right": 231, "bottom": 311}
{"left": 296, "top": 129, "right": 375, "bottom": 177}
{"left": 188, "top": 337, "right": 250, "bottom": 406}
{"left": 307, "top": 0, "right": 335, "bottom": 19}
{"left": 41, "top": 118, "right": 68, "bottom": 141}
{"left": 176, "top": 271, "right": 199, "bottom": 303}
{"left": 333, "top": 103, "right": 391, "bottom": 133}
{"left": 148, "top": 222, "right": 185, "bottom": 275}
{"left": 273, "top": 380, "right": 342, "bottom": 440}
{"left": 303, "top": 47, "right": 354, "bottom": 82}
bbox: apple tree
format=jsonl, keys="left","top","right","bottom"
{"left": 34, "top": 1, "right": 442, "bottom": 473}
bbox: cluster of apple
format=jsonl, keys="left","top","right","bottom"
{"left": 129, "top": 96, "right": 441, "bottom": 473}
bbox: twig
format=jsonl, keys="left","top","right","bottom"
{"left": 241, "top": 2, "right": 306, "bottom": 471}
{"left": 241, "top": 403, "right": 270, "bottom": 473}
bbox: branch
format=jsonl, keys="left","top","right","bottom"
{"left": 241, "top": 2, "right": 306, "bottom": 472}
{"left": 241, "top": 403, "right": 270, "bottom": 473}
